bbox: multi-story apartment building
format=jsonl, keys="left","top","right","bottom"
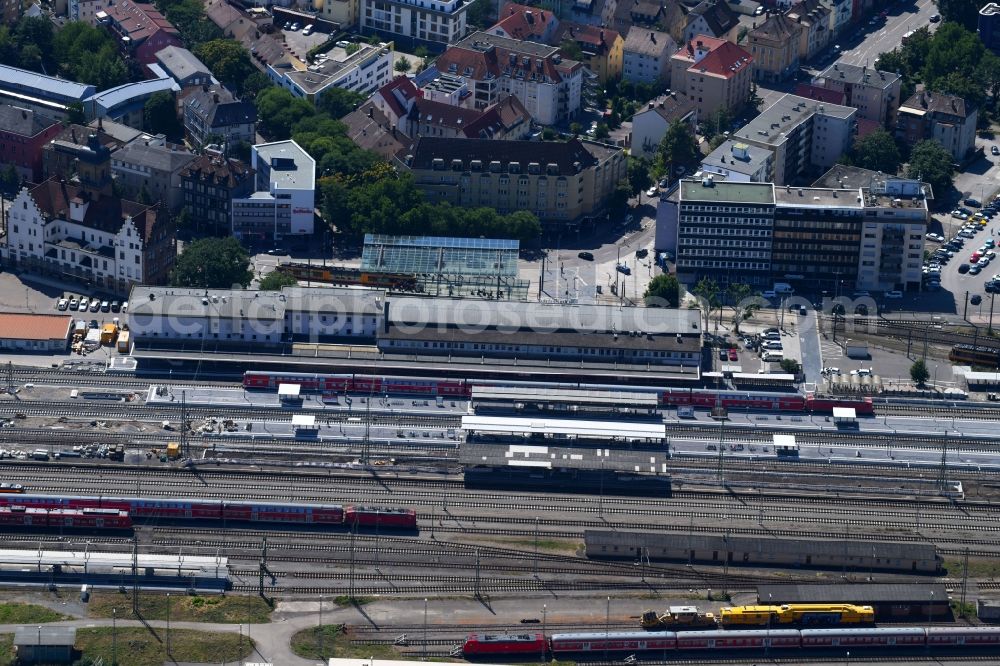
{"left": 785, "top": 0, "right": 832, "bottom": 61}
{"left": 0, "top": 105, "right": 62, "bottom": 182}
{"left": 111, "top": 141, "right": 197, "bottom": 213}
{"left": 98, "top": 0, "right": 182, "bottom": 65}
{"left": 321, "top": 0, "right": 360, "bottom": 31}
{"left": 669, "top": 35, "right": 753, "bottom": 120}
{"left": 180, "top": 154, "right": 254, "bottom": 236}
{"left": 731, "top": 93, "right": 856, "bottom": 186}
{"left": 747, "top": 14, "right": 802, "bottom": 83}
{"left": 674, "top": 178, "right": 776, "bottom": 288}
{"left": 814, "top": 63, "right": 901, "bottom": 125}
{"left": 434, "top": 32, "right": 585, "bottom": 125}
{"left": 856, "top": 177, "right": 927, "bottom": 292}
{"left": 550, "top": 23, "right": 624, "bottom": 84}
{"left": 270, "top": 41, "right": 394, "bottom": 103}
{"left": 700, "top": 139, "right": 774, "bottom": 182}
{"left": 182, "top": 86, "right": 257, "bottom": 149}
{"left": 682, "top": 0, "right": 741, "bottom": 44}
{"left": 231, "top": 140, "right": 316, "bottom": 243}
{"left": 622, "top": 27, "right": 676, "bottom": 85}
{"left": 5, "top": 177, "right": 175, "bottom": 294}
{"left": 360, "top": 0, "right": 470, "bottom": 49}
{"left": 896, "top": 92, "right": 977, "bottom": 161}
{"left": 400, "top": 137, "right": 625, "bottom": 231}
{"left": 630, "top": 92, "right": 698, "bottom": 159}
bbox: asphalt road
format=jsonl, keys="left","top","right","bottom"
{"left": 835, "top": 0, "right": 937, "bottom": 68}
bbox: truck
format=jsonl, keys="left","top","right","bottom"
{"left": 166, "top": 442, "right": 180, "bottom": 459}
{"left": 100, "top": 323, "right": 118, "bottom": 345}
{"left": 117, "top": 330, "right": 130, "bottom": 353}
{"left": 845, "top": 339, "right": 869, "bottom": 359}
{"left": 108, "top": 444, "right": 125, "bottom": 461}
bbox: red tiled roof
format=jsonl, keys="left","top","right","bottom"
{"left": 491, "top": 3, "right": 557, "bottom": 40}
{"left": 680, "top": 36, "right": 751, "bottom": 78}
{"left": 377, "top": 76, "right": 420, "bottom": 120}
{"left": 552, "top": 22, "right": 621, "bottom": 51}
{"left": 437, "top": 38, "right": 574, "bottom": 85}
{"left": 0, "top": 314, "right": 71, "bottom": 341}
{"left": 794, "top": 83, "right": 846, "bottom": 105}
{"left": 105, "top": 0, "right": 179, "bottom": 44}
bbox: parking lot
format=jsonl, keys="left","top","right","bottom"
{"left": 920, "top": 198, "right": 1000, "bottom": 323}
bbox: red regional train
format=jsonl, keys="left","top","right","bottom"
{"left": 462, "top": 627, "right": 1000, "bottom": 658}
{"left": 242, "top": 371, "right": 875, "bottom": 415}
{"left": 0, "top": 506, "right": 132, "bottom": 529}
{"left": 0, "top": 494, "right": 417, "bottom": 529}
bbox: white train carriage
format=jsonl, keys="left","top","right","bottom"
{"left": 800, "top": 627, "right": 927, "bottom": 648}
{"left": 676, "top": 629, "right": 800, "bottom": 651}
{"left": 926, "top": 626, "right": 1000, "bottom": 646}
{"left": 549, "top": 631, "right": 676, "bottom": 654}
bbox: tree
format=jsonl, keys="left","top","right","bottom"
{"left": 937, "top": 0, "right": 983, "bottom": 30}
{"left": 846, "top": 129, "right": 902, "bottom": 175}
{"left": 654, "top": 120, "right": 699, "bottom": 179}
{"left": 627, "top": 157, "right": 652, "bottom": 195}
{"left": 559, "top": 38, "right": 584, "bottom": 61}
{"left": 195, "top": 39, "right": 255, "bottom": 90}
{"left": 569, "top": 122, "right": 583, "bottom": 136}
{"left": 644, "top": 273, "right": 679, "bottom": 307}
{"left": 169, "top": 237, "right": 253, "bottom": 288}
{"left": 242, "top": 71, "right": 273, "bottom": 100}
{"left": 907, "top": 140, "right": 955, "bottom": 196}
{"left": 780, "top": 358, "right": 802, "bottom": 375}
{"left": 0, "top": 164, "right": 20, "bottom": 197}
{"left": 594, "top": 123, "right": 610, "bottom": 140}
{"left": 258, "top": 270, "right": 298, "bottom": 290}
{"left": 143, "top": 91, "right": 180, "bottom": 137}
{"left": 256, "top": 86, "right": 315, "bottom": 140}
{"left": 692, "top": 277, "right": 720, "bottom": 334}
{"left": 910, "top": 358, "right": 930, "bottom": 387}
{"left": 727, "top": 282, "right": 759, "bottom": 334}
{"left": 316, "top": 87, "right": 365, "bottom": 118}
{"left": 466, "top": 0, "right": 492, "bottom": 29}
{"left": 394, "top": 56, "right": 412, "bottom": 73}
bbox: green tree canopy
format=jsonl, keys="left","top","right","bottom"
{"left": 906, "top": 140, "right": 955, "bottom": 196}
{"left": 143, "top": 91, "right": 180, "bottom": 138}
{"left": 394, "top": 56, "right": 412, "bottom": 73}
{"left": 692, "top": 277, "right": 720, "bottom": 333}
{"left": 466, "top": 0, "right": 493, "bottom": 29}
{"left": 727, "top": 282, "right": 759, "bottom": 333}
{"left": 654, "top": 120, "right": 700, "bottom": 179}
{"left": 644, "top": 273, "right": 680, "bottom": 307}
{"left": 51, "top": 21, "right": 127, "bottom": 90}
{"left": 316, "top": 87, "right": 365, "bottom": 118}
{"left": 258, "top": 270, "right": 298, "bottom": 291}
{"left": 170, "top": 237, "right": 253, "bottom": 288}
{"left": 627, "top": 157, "right": 652, "bottom": 195}
{"left": 0, "top": 165, "right": 20, "bottom": 197}
{"left": 845, "top": 129, "right": 902, "bottom": 174}
{"left": 195, "top": 39, "right": 256, "bottom": 91}
{"left": 780, "top": 358, "right": 802, "bottom": 375}
{"left": 910, "top": 359, "right": 930, "bottom": 386}
{"left": 937, "top": 0, "right": 983, "bottom": 30}
{"left": 256, "top": 87, "right": 316, "bottom": 140}
{"left": 559, "top": 38, "right": 584, "bottom": 61}
{"left": 164, "top": 0, "right": 223, "bottom": 48}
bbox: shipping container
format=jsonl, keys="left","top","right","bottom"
{"left": 117, "top": 330, "right": 130, "bottom": 353}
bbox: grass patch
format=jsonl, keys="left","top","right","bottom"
{"left": 951, "top": 599, "right": 976, "bottom": 619}
{"left": 944, "top": 558, "right": 1000, "bottom": 578}
{"left": 0, "top": 634, "right": 11, "bottom": 666}
{"left": 0, "top": 602, "right": 68, "bottom": 623}
{"left": 76, "top": 627, "right": 253, "bottom": 666}
{"left": 87, "top": 592, "right": 272, "bottom": 624}
{"left": 492, "top": 538, "right": 582, "bottom": 554}
{"left": 292, "top": 624, "right": 419, "bottom": 660}
{"left": 333, "top": 595, "right": 374, "bottom": 607}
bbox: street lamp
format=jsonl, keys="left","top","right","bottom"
{"left": 112, "top": 608, "right": 117, "bottom": 666}
{"left": 423, "top": 598, "right": 428, "bottom": 659}
{"left": 166, "top": 592, "right": 171, "bottom": 655}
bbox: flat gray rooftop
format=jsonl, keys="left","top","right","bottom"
{"left": 680, "top": 179, "right": 774, "bottom": 204}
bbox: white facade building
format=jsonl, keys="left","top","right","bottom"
{"left": 361, "top": 0, "right": 470, "bottom": 47}
{"left": 857, "top": 179, "right": 927, "bottom": 292}
{"left": 622, "top": 27, "right": 675, "bottom": 85}
{"left": 270, "top": 42, "right": 394, "bottom": 104}
{"left": 231, "top": 141, "right": 316, "bottom": 243}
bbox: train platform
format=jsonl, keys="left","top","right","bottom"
{"left": 130, "top": 344, "right": 703, "bottom": 386}
{"left": 460, "top": 442, "right": 670, "bottom": 474}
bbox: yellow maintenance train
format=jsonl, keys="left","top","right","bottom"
{"left": 719, "top": 604, "right": 875, "bottom": 627}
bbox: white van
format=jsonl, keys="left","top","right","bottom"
{"left": 302, "top": 24, "right": 314, "bottom": 35}
{"left": 763, "top": 351, "right": 784, "bottom": 362}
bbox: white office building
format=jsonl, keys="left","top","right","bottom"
{"left": 231, "top": 140, "right": 316, "bottom": 243}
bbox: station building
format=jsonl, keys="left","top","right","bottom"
{"left": 126, "top": 285, "right": 703, "bottom": 367}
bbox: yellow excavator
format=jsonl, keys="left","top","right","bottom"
{"left": 640, "top": 606, "right": 717, "bottom": 630}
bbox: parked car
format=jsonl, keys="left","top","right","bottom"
{"left": 719, "top": 349, "right": 728, "bottom": 360}
{"left": 577, "top": 251, "right": 594, "bottom": 261}
{"left": 966, "top": 198, "right": 983, "bottom": 208}
{"left": 885, "top": 290, "right": 903, "bottom": 298}
{"left": 77, "top": 298, "right": 89, "bottom": 312}
{"left": 57, "top": 298, "right": 68, "bottom": 310}
{"left": 635, "top": 248, "right": 648, "bottom": 258}
{"left": 89, "top": 299, "right": 100, "bottom": 312}
{"left": 930, "top": 14, "right": 941, "bottom": 21}
{"left": 121, "top": 301, "right": 129, "bottom": 313}
{"left": 100, "top": 300, "right": 110, "bottom": 312}
{"left": 972, "top": 294, "right": 983, "bottom": 305}
{"left": 971, "top": 265, "right": 983, "bottom": 275}
{"left": 616, "top": 263, "right": 631, "bottom": 275}
{"left": 728, "top": 348, "right": 738, "bottom": 361}
{"left": 646, "top": 186, "right": 658, "bottom": 198}
{"left": 992, "top": 145, "right": 999, "bottom": 156}
{"left": 925, "top": 232, "right": 944, "bottom": 242}
{"left": 959, "top": 263, "right": 971, "bottom": 273}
